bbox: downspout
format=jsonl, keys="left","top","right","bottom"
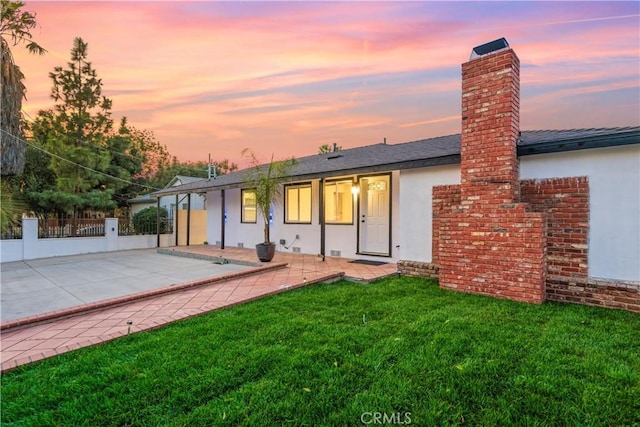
{"left": 186, "top": 193, "right": 191, "bottom": 246}
{"left": 220, "top": 190, "right": 226, "bottom": 249}
{"left": 319, "top": 178, "right": 325, "bottom": 261}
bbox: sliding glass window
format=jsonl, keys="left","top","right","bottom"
{"left": 241, "top": 189, "right": 257, "bottom": 223}
{"left": 324, "top": 180, "right": 353, "bottom": 224}
{"left": 285, "top": 183, "right": 312, "bottom": 224}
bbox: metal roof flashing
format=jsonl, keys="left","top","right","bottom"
{"left": 469, "top": 37, "right": 510, "bottom": 61}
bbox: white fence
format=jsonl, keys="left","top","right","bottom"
{"left": 0, "top": 218, "right": 175, "bottom": 263}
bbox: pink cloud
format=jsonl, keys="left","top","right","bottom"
{"left": 11, "top": 1, "right": 639, "bottom": 164}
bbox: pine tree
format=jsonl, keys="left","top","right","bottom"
{"left": 38, "top": 37, "right": 119, "bottom": 217}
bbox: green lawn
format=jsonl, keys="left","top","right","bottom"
{"left": 2, "top": 277, "right": 639, "bottom": 426}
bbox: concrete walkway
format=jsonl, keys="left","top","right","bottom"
{"left": 1, "top": 246, "right": 397, "bottom": 372}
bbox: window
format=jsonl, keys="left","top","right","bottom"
{"left": 241, "top": 189, "right": 257, "bottom": 223}
{"left": 324, "top": 180, "right": 353, "bottom": 224}
{"left": 285, "top": 183, "right": 312, "bottom": 224}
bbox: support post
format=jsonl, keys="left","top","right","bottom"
{"left": 175, "top": 194, "right": 179, "bottom": 246}
{"left": 220, "top": 190, "right": 226, "bottom": 249}
{"left": 156, "top": 197, "right": 160, "bottom": 247}
{"left": 186, "top": 193, "right": 191, "bottom": 246}
{"left": 319, "top": 178, "right": 325, "bottom": 260}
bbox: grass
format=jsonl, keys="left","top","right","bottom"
{"left": 2, "top": 276, "right": 639, "bottom": 426}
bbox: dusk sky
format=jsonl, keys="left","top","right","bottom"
{"left": 13, "top": 1, "right": 640, "bottom": 165}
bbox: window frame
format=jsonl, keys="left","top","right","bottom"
{"left": 324, "top": 178, "right": 354, "bottom": 225}
{"left": 284, "top": 182, "right": 313, "bottom": 225}
{"left": 241, "top": 188, "right": 257, "bottom": 224}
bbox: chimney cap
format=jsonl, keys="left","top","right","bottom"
{"left": 470, "top": 37, "right": 509, "bottom": 60}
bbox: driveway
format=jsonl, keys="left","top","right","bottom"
{"left": 0, "top": 249, "right": 250, "bottom": 322}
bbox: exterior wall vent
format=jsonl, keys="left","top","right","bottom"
{"left": 237, "top": 242, "right": 244, "bottom": 248}
{"left": 330, "top": 250, "right": 341, "bottom": 257}
{"left": 292, "top": 247, "right": 301, "bottom": 253}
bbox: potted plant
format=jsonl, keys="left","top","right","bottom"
{"left": 242, "top": 149, "right": 296, "bottom": 262}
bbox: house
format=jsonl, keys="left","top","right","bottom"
{"left": 129, "top": 175, "right": 206, "bottom": 217}
{"left": 129, "top": 175, "right": 208, "bottom": 245}
{"left": 154, "top": 39, "right": 639, "bottom": 309}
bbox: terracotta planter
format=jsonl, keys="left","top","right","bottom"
{"left": 256, "top": 242, "right": 276, "bottom": 262}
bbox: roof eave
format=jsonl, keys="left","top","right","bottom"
{"left": 151, "top": 154, "right": 461, "bottom": 195}
{"left": 151, "top": 129, "right": 639, "bottom": 196}
{"left": 518, "top": 130, "right": 640, "bottom": 156}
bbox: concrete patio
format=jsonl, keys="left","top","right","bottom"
{"left": 0, "top": 249, "right": 252, "bottom": 323}
{"left": 1, "top": 245, "right": 397, "bottom": 372}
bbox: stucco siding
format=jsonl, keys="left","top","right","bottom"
{"left": 398, "top": 164, "right": 461, "bottom": 263}
{"left": 520, "top": 145, "right": 640, "bottom": 282}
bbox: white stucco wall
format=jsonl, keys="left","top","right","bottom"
{"left": 206, "top": 190, "right": 222, "bottom": 246}
{"left": 396, "top": 145, "right": 639, "bottom": 282}
{"left": 207, "top": 188, "right": 263, "bottom": 249}
{"left": 520, "top": 145, "right": 640, "bottom": 282}
{"left": 1, "top": 218, "right": 175, "bottom": 262}
{"left": 208, "top": 183, "right": 328, "bottom": 255}
{"left": 117, "top": 234, "right": 173, "bottom": 251}
{"left": 398, "top": 164, "right": 461, "bottom": 263}
{"left": 0, "top": 240, "right": 24, "bottom": 263}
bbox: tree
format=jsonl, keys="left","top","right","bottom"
{"left": 132, "top": 206, "right": 168, "bottom": 234}
{"left": 104, "top": 118, "right": 145, "bottom": 208}
{"left": 1, "top": 0, "right": 46, "bottom": 175}
{"left": 5, "top": 137, "right": 56, "bottom": 217}
{"left": 0, "top": 178, "right": 26, "bottom": 232}
{"left": 127, "top": 126, "right": 172, "bottom": 184}
{"left": 242, "top": 149, "right": 296, "bottom": 250}
{"left": 148, "top": 158, "right": 238, "bottom": 190}
{"left": 36, "top": 37, "right": 120, "bottom": 217}
{"left": 318, "top": 143, "right": 341, "bottom": 154}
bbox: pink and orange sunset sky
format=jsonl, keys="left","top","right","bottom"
{"left": 13, "top": 1, "right": 640, "bottom": 165}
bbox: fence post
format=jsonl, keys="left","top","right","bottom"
{"left": 22, "top": 218, "right": 38, "bottom": 260}
{"left": 106, "top": 218, "right": 119, "bottom": 252}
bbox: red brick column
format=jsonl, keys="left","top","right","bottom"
{"left": 521, "top": 177, "right": 589, "bottom": 279}
{"left": 438, "top": 46, "right": 547, "bottom": 304}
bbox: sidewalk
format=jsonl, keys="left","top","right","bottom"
{"left": 1, "top": 246, "right": 397, "bottom": 372}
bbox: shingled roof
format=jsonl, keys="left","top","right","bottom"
{"left": 153, "top": 126, "right": 639, "bottom": 196}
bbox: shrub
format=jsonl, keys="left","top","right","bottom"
{"left": 132, "top": 207, "right": 169, "bottom": 234}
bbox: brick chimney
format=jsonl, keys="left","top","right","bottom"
{"left": 461, "top": 40, "right": 520, "bottom": 203}
{"left": 438, "top": 38, "right": 547, "bottom": 303}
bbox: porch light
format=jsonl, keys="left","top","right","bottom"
{"left": 351, "top": 185, "right": 360, "bottom": 195}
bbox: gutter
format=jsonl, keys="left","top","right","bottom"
{"left": 518, "top": 131, "right": 639, "bottom": 156}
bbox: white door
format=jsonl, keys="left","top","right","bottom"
{"left": 359, "top": 176, "right": 390, "bottom": 255}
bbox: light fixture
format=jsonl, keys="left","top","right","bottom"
{"left": 351, "top": 185, "right": 360, "bottom": 195}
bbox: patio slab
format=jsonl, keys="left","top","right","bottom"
{"left": 0, "top": 245, "right": 397, "bottom": 372}
{"left": 1, "top": 249, "right": 250, "bottom": 322}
